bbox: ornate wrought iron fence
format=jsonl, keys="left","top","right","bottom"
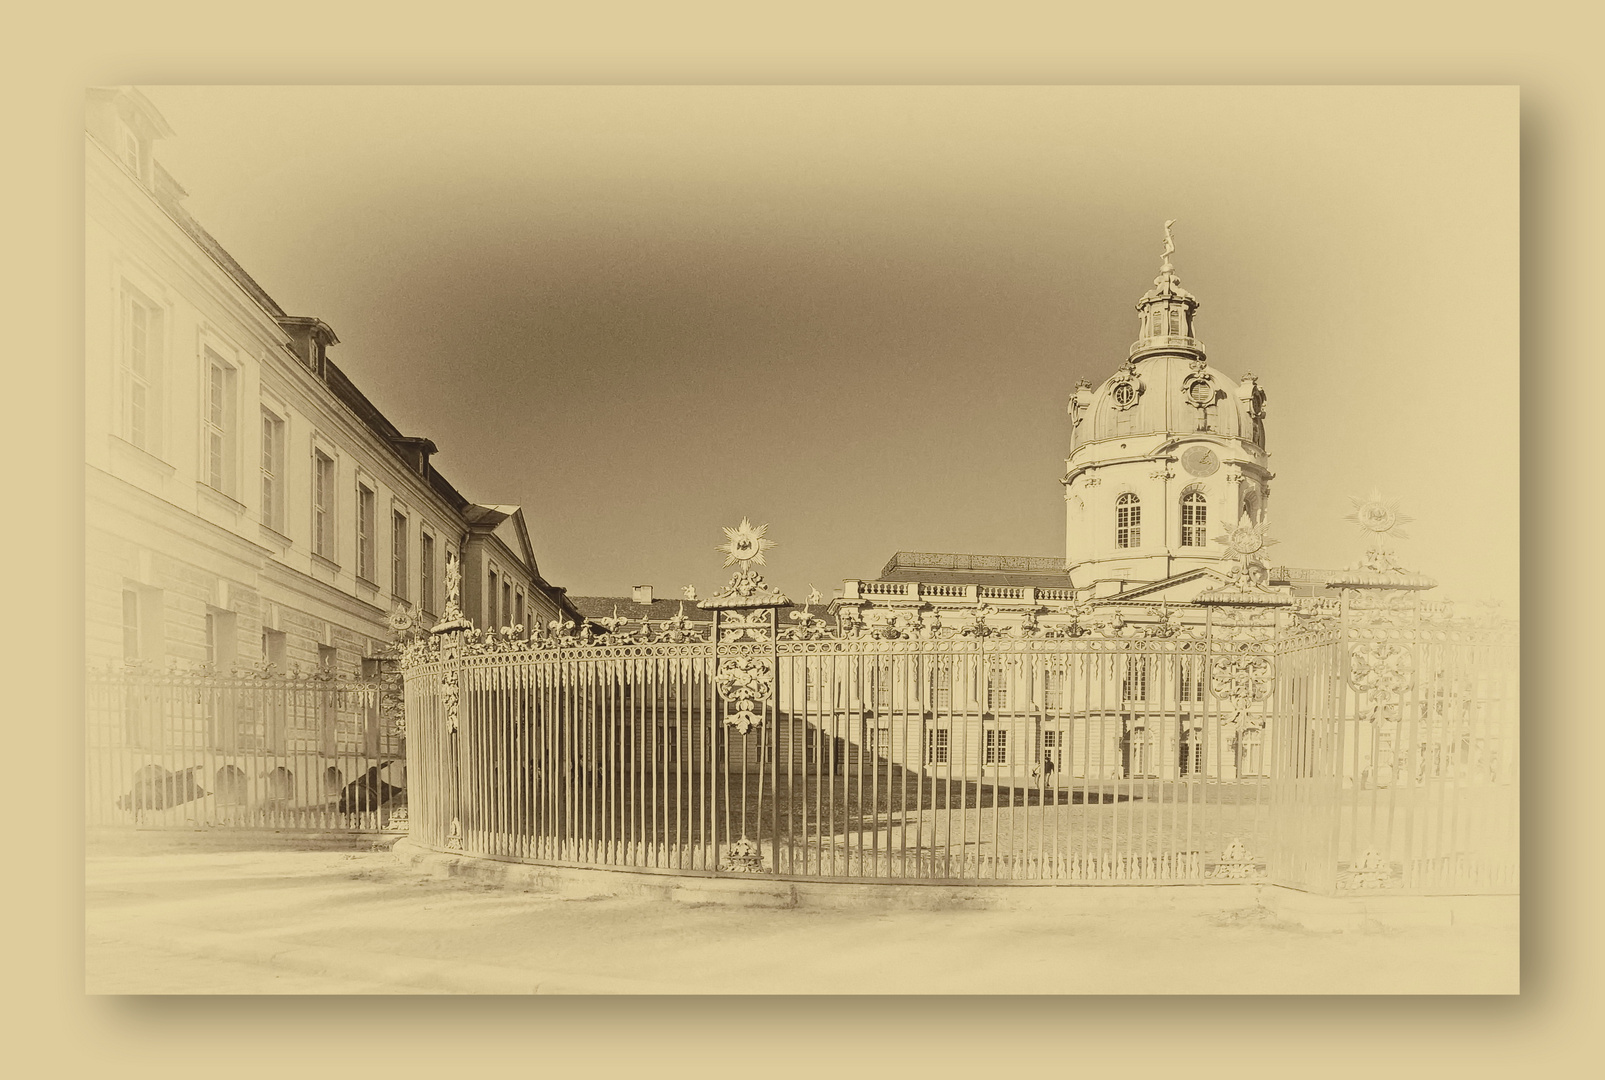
{"left": 85, "top": 666, "right": 405, "bottom": 831}
{"left": 1268, "top": 597, "right": 1519, "bottom": 895}
{"left": 398, "top": 517, "right": 1517, "bottom": 894}
{"left": 401, "top": 612, "right": 1291, "bottom": 884}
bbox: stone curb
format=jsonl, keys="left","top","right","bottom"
{"left": 392, "top": 839, "right": 1518, "bottom": 930}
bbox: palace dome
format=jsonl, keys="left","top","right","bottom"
{"left": 1082, "top": 355, "right": 1260, "bottom": 443}
{"left": 1069, "top": 227, "right": 1266, "bottom": 450}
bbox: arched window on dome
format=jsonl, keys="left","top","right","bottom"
{"left": 1180, "top": 490, "right": 1208, "bottom": 547}
{"left": 1115, "top": 492, "right": 1141, "bottom": 549}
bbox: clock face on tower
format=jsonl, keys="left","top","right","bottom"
{"left": 1180, "top": 446, "right": 1220, "bottom": 477}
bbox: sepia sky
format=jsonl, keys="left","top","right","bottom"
{"left": 137, "top": 85, "right": 1518, "bottom": 606}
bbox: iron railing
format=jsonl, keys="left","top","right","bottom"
{"left": 401, "top": 598, "right": 1517, "bottom": 894}
{"left": 85, "top": 666, "right": 404, "bottom": 831}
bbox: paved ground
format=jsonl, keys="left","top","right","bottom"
{"left": 85, "top": 842, "right": 1518, "bottom": 994}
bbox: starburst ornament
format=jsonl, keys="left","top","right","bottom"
{"left": 1212, "top": 514, "right": 1279, "bottom": 559}
{"left": 717, "top": 518, "right": 776, "bottom": 567}
{"left": 1344, "top": 489, "right": 1413, "bottom": 540}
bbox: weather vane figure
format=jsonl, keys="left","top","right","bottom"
{"left": 1161, "top": 219, "right": 1177, "bottom": 265}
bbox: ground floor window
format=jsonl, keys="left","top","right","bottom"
{"left": 985, "top": 728, "right": 1009, "bottom": 766}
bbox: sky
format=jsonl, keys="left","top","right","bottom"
{"left": 138, "top": 85, "right": 1518, "bottom": 607}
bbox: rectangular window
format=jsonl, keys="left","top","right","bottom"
{"left": 804, "top": 664, "right": 817, "bottom": 703}
{"left": 925, "top": 728, "right": 950, "bottom": 766}
{"left": 1178, "top": 657, "right": 1205, "bottom": 703}
{"left": 121, "top": 589, "right": 141, "bottom": 661}
{"left": 318, "top": 643, "right": 336, "bottom": 673}
{"left": 488, "top": 569, "right": 499, "bottom": 627}
{"left": 1044, "top": 669, "right": 1064, "bottom": 710}
{"left": 987, "top": 666, "right": 1008, "bottom": 710}
{"left": 203, "top": 352, "right": 235, "bottom": 493}
{"left": 502, "top": 581, "right": 512, "bottom": 628}
{"left": 929, "top": 663, "right": 952, "bottom": 709}
{"left": 1123, "top": 655, "right": 1149, "bottom": 700}
{"left": 312, "top": 451, "right": 335, "bottom": 559}
{"left": 985, "top": 729, "right": 1009, "bottom": 766}
{"left": 204, "top": 612, "right": 216, "bottom": 667}
{"left": 120, "top": 291, "right": 162, "bottom": 452}
{"left": 874, "top": 661, "right": 892, "bottom": 709}
{"left": 420, "top": 532, "right": 436, "bottom": 614}
{"left": 260, "top": 409, "right": 285, "bottom": 531}
{"left": 864, "top": 722, "right": 890, "bottom": 759}
{"left": 391, "top": 510, "right": 408, "bottom": 598}
{"left": 1168, "top": 308, "right": 1181, "bottom": 335}
{"left": 514, "top": 591, "right": 524, "bottom": 630}
{"left": 356, "top": 483, "right": 376, "bottom": 581}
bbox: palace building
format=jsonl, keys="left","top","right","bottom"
{"left": 836, "top": 225, "right": 1326, "bottom": 631}
{"left": 84, "top": 88, "right": 583, "bottom": 680}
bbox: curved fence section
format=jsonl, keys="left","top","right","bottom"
{"left": 401, "top": 597, "right": 1518, "bottom": 894}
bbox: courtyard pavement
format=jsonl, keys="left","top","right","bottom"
{"left": 84, "top": 839, "right": 1519, "bottom": 994}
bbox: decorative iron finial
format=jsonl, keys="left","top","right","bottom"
{"left": 701, "top": 518, "right": 790, "bottom": 609}
{"left": 1344, "top": 489, "right": 1413, "bottom": 540}
{"left": 717, "top": 518, "right": 776, "bottom": 568}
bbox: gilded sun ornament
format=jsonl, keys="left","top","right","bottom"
{"left": 717, "top": 518, "right": 776, "bottom": 567}
{"left": 1344, "top": 489, "right": 1413, "bottom": 539}
{"left": 1212, "top": 514, "right": 1279, "bottom": 559}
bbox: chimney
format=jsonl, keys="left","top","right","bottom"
{"left": 631, "top": 585, "right": 653, "bottom": 605}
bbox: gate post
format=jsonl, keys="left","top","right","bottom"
{"left": 698, "top": 519, "right": 789, "bottom": 874}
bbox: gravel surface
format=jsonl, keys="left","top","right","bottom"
{"left": 85, "top": 845, "right": 1518, "bottom": 994}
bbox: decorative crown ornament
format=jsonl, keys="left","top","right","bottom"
{"left": 1344, "top": 488, "right": 1413, "bottom": 539}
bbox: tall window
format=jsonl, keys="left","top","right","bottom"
{"left": 312, "top": 451, "right": 335, "bottom": 559}
{"left": 804, "top": 664, "right": 817, "bottom": 703}
{"left": 1178, "top": 656, "right": 1204, "bottom": 703}
{"left": 925, "top": 728, "right": 950, "bottom": 766}
{"left": 1180, "top": 490, "right": 1207, "bottom": 547}
{"left": 1179, "top": 724, "right": 1203, "bottom": 776}
{"left": 1123, "top": 655, "right": 1149, "bottom": 700}
{"left": 1116, "top": 492, "right": 1141, "bottom": 549}
{"left": 874, "top": 660, "right": 893, "bottom": 708}
{"left": 1044, "top": 669, "right": 1064, "bottom": 710}
{"left": 1168, "top": 308, "right": 1181, "bottom": 335}
{"left": 121, "top": 291, "right": 161, "bottom": 452}
{"left": 986, "top": 665, "right": 1008, "bottom": 711}
{"left": 488, "top": 569, "right": 499, "bottom": 627}
{"left": 203, "top": 352, "right": 235, "bottom": 492}
{"left": 121, "top": 589, "right": 141, "bottom": 661}
{"left": 356, "top": 483, "right": 376, "bottom": 581}
{"left": 420, "top": 532, "right": 436, "bottom": 614}
{"left": 502, "top": 581, "right": 512, "bottom": 628}
{"left": 985, "top": 729, "right": 1009, "bottom": 766}
{"left": 1237, "top": 728, "right": 1265, "bottom": 778}
{"left": 928, "top": 663, "right": 952, "bottom": 709}
{"left": 391, "top": 510, "right": 408, "bottom": 598}
{"left": 260, "top": 409, "right": 285, "bottom": 532}
{"left": 514, "top": 591, "right": 525, "bottom": 630}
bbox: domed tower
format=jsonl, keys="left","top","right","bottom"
{"left": 1064, "top": 223, "right": 1271, "bottom": 596}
